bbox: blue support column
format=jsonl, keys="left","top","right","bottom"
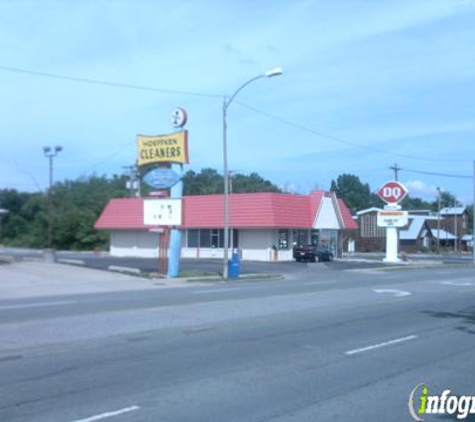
{"left": 167, "top": 164, "right": 183, "bottom": 278}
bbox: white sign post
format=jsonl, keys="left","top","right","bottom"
{"left": 381, "top": 205, "right": 402, "bottom": 263}
{"left": 376, "top": 181, "right": 409, "bottom": 263}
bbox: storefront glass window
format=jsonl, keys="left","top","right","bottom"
{"left": 211, "top": 229, "right": 219, "bottom": 248}
{"left": 188, "top": 229, "right": 199, "bottom": 247}
{"left": 310, "top": 229, "right": 319, "bottom": 246}
{"left": 186, "top": 229, "right": 239, "bottom": 248}
{"left": 292, "top": 230, "right": 308, "bottom": 247}
{"left": 278, "top": 229, "right": 289, "bottom": 250}
{"left": 200, "top": 229, "right": 211, "bottom": 248}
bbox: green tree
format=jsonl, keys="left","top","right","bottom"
{"left": 0, "top": 175, "right": 128, "bottom": 250}
{"left": 183, "top": 168, "right": 280, "bottom": 195}
{"left": 432, "top": 191, "right": 462, "bottom": 211}
{"left": 400, "top": 196, "right": 432, "bottom": 210}
{"left": 330, "top": 174, "right": 373, "bottom": 212}
{"left": 231, "top": 172, "right": 281, "bottom": 193}
{"left": 183, "top": 168, "right": 224, "bottom": 195}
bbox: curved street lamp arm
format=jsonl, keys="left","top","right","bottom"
{"left": 224, "top": 75, "right": 265, "bottom": 110}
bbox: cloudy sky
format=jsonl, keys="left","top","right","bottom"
{"left": 0, "top": 0, "right": 474, "bottom": 203}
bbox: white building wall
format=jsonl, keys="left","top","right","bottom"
{"left": 180, "top": 229, "right": 294, "bottom": 261}
{"left": 240, "top": 229, "right": 275, "bottom": 249}
{"left": 108, "top": 228, "right": 299, "bottom": 262}
{"left": 110, "top": 230, "right": 159, "bottom": 258}
{"left": 181, "top": 247, "right": 224, "bottom": 259}
{"left": 314, "top": 197, "right": 340, "bottom": 229}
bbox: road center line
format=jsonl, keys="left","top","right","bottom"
{"left": 441, "top": 281, "right": 473, "bottom": 287}
{"left": 0, "top": 300, "right": 77, "bottom": 310}
{"left": 71, "top": 405, "right": 140, "bottom": 422}
{"left": 193, "top": 287, "right": 242, "bottom": 294}
{"left": 345, "top": 335, "right": 418, "bottom": 356}
{"left": 373, "top": 289, "right": 411, "bottom": 297}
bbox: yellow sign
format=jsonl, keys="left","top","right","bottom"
{"left": 137, "top": 130, "right": 189, "bottom": 166}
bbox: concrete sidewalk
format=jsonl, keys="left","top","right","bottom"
{"left": 0, "top": 261, "right": 202, "bottom": 300}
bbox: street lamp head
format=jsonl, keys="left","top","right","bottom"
{"left": 43, "top": 146, "right": 51, "bottom": 153}
{"left": 55, "top": 145, "right": 63, "bottom": 152}
{"left": 264, "top": 67, "right": 283, "bottom": 77}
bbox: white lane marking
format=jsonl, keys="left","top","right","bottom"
{"left": 71, "top": 406, "right": 140, "bottom": 422}
{"left": 193, "top": 287, "right": 242, "bottom": 294}
{"left": 373, "top": 289, "right": 411, "bottom": 297}
{"left": 304, "top": 281, "right": 335, "bottom": 286}
{"left": 0, "top": 300, "right": 77, "bottom": 310}
{"left": 345, "top": 335, "right": 418, "bottom": 356}
{"left": 441, "top": 281, "right": 473, "bottom": 287}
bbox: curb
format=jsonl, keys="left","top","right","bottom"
{"left": 185, "top": 273, "right": 284, "bottom": 283}
{"left": 58, "top": 259, "right": 85, "bottom": 266}
{"left": 107, "top": 265, "right": 142, "bottom": 275}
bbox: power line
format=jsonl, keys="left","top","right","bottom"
{"left": 0, "top": 65, "right": 222, "bottom": 98}
{"left": 1, "top": 64, "right": 472, "bottom": 167}
{"left": 400, "top": 167, "right": 472, "bottom": 179}
{"left": 235, "top": 101, "right": 470, "bottom": 164}
{"left": 80, "top": 139, "right": 135, "bottom": 175}
{"left": 14, "top": 161, "right": 44, "bottom": 191}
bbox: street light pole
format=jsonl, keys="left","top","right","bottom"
{"left": 43, "top": 145, "right": 63, "bottom": 250}
{"left": 222, "top": 67, "right": 282, "bottom": 280}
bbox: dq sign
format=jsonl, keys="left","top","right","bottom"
{"left": 377, "top": 181, "right": 408, "bottom": 204}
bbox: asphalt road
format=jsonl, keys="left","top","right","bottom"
{"left": 1, "top": 265, "right": 475, "bottom": 421}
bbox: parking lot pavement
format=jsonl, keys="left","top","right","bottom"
{"left": 0, "top": 261, "right": 206, "bottom": 300}
{"left": 0, "top": 247, "right": 458, "bottom": 285}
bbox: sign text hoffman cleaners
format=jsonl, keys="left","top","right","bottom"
{"left": 137, "top": 130, "right": 189, "bottom": 166}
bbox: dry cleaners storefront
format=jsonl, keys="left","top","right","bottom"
{"left": 95, "top": 190, "right": 358, "bottom": 261}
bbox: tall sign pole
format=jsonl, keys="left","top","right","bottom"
{"left": 137, "top": 109, "right": 189, "bottom": 277}
{"left": 376, "top": 180, "right": 409, "bottom": 263}
{"left": 168, "top": 107, "right": 188, "bottom": 277}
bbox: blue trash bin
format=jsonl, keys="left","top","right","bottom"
{"left": 228, "top": 252, "right": 240, "bottom": 278}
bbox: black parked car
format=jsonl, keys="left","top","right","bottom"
{"left": 293, "top": 245, "right": 334, "bottom": 262}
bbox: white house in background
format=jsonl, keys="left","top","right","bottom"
{"left": 94, "top": 191, "right": 358, "bottom": 261}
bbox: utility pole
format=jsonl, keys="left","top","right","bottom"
{"left": 43, "top": 145, "right": 63, "bottom": 250}
{"left": 454, "top": 199, "right": 458, "bottom": 254}
{"left": 229, "top": 171, "right": 235, "bottom": 254}
{"left": 390, "top": 163, "right": 401, "bottom": 181}
{"left": 437, "top": 187, "right": 441, "bottom": 254}
{"left": 123, "top": 165, "right": 140, "bottom": 197}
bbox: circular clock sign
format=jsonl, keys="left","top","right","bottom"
{"left": 171, "top": 107, "right": 187, "bottom": 128}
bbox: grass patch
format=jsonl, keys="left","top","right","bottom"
{"left": 0, "top": 255, "right": 14, "bottom": 264}
{"left": 377, "top": 262, "right": 467, "bottom": 272}
{"left": 145, "top": 270, "right": 219, "bottom": 279}
{"left": 179, "top": 270, "right": 219, "bottom": 278}
{"left": 187, "top": 273, "right": 283, "bottom": 283}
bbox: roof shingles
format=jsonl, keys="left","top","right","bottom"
{"left": 95, "top": 192, "right": 357, "bottom": 231}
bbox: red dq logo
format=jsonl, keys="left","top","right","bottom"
{"left": 377, "top": 181, "right": 408, "bottom": 204}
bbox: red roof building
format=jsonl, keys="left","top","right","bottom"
{"left": 95, "top": 191, "right": 357, "bottom": 261}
